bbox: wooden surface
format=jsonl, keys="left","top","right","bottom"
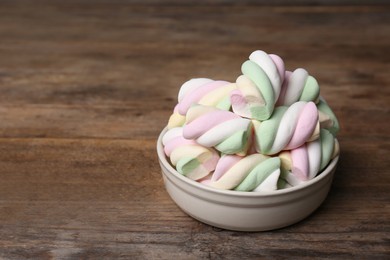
{"left": 0, "top": 1, "right": 389, "bottom": 259}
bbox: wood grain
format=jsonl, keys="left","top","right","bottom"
{"left": 0, "top": 1, "right": 389, "bottom": 259}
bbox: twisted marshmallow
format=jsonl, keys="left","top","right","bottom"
{"left": 317, "top": 98, "right": 340, "bottom": 136}
{"left": 177, "top": 78, "right": 236, "bottom": 115}
{"left": 230, "top": 50, "right": 285, "bottom": 121}
{"left": 167, "top": 104, "right": 186, "bottom": 129}
{"left": 183, "top": 105, "right": 252, "bottom": 155}
{"left": 201, "top": 154, "right": 281, "bottom": 192}
{"left": 253, "top": 101, "right": 320, "bottom": 155}
{"left": 167, "top": 78, "right": 236, "bottom": 129}
{"left": 276, "top": 68, "right": 320, "bottom": 106}
{"left": 163, "top": 127, "right": 219, "bottom": 180}
{"left": 279, "top": 129, "right": 339, "bottom": 186}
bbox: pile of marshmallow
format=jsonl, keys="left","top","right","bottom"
{"left": 162, "top": 50, "right": 339, "bottom": 192}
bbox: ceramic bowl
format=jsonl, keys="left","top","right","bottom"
{"left": 157, "top": 128, "right": 339, "bottom": 231}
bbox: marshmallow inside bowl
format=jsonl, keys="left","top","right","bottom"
{"left": 157, "top": 127, "right": 339, "bottom": 232}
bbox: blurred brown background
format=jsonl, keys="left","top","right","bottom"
{"left": 0, "top": 0, "right": 389, "bottom": 259}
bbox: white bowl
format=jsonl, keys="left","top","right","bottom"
{"left": 157, "top": 128, "right": 339, "bottom": 231}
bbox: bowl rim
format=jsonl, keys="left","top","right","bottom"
{"left": 157, "top": 127, "right": 339, "bottom": 198}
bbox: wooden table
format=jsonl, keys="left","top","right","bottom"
{"left": 1, "top": 1, "right": 389, "bottom": 258}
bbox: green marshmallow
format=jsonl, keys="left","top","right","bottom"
{"left": 241, "top": 60, "right": 275, "bottom": 121}
{"left": 254, "top": 107, "right": 287, "bottom": 154}
{"left": 317, "top": 99, "right": 340, "bottom": 136}
{"left": 176, "top": 157, "right": 200, "bottom": 176}
{"left": 319, "top": 129, "right": 335, "bottom": 171}
{"left": 300, "top": 75, "right": 320, "bottom": 102}
{"left": 250, "top": 105, "right": 266, "bottom": 121}
{"left": 234, "top": 157, "right": 281, "bottom": 191}
{"left": 277, "top": 168, "right": 292, "bottom": 189}
{"left": 216, "top": 96, "right": 231, "bottom": 110}
{"left": 277, "top": 177, "right": 289, "bottom": 190}
{"left": 215, "top": 129, "right": 248, "bottom": 154}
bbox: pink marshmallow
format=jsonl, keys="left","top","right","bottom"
{"left": 276, "top": 71, "right": 292, "bottom": 106}
{"left": 269, "top": 54, "right": 285, "bottom": 82}
{"left": 230, "top": 89, "right": 248, "bottom": 112}
{"left": 211, "top": 155, "right": 242, "bottom": 181}
{"left": 285, "top": 102, "right": 318, "bottom": 150}
{"left": 178, "top": 80, "right": 229, "bottom": 115}
{"left": 163, "top": 136, "right": 197, "bottom": 156}
{"left": 291, "top": 144, "right": 309, "bottom": 181}
{"left": 183, "top": 110, "right": 240, "bottom": 140}
{"left": 203, "top": 150, "right": 220, "bottom": 172}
